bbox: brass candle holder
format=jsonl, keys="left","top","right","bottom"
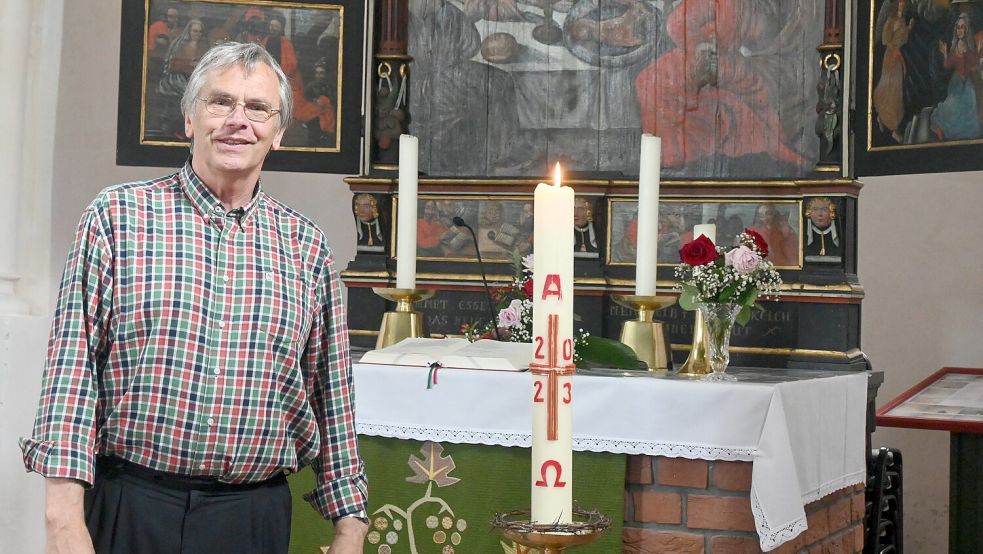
{"left": 611, "top": 294, "right": 675, "bottom": 374}
{"left": 676, "top": 308, "right": 710, "bottom": 378}
{"left": 493, "top": 509, "right": 610, "bottom": 554}
{"left": 372, "top": 287, "right": 435, "bottom": 349}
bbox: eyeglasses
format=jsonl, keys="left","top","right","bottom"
{"left": 198, "top": 95, "right": 280, "bottom": 122}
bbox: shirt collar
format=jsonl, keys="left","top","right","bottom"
{"left": 806, "top": 220, "right": 839, "bottom": 246}
{"left": 179, "top": 160, "right": 264, "bottom": 228}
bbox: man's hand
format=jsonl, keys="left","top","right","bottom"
{"left": 329, "top": 516, "right": 369, "bottom": 553}
{"left": 45, "top": 478, "right": 95, "bottom": 554}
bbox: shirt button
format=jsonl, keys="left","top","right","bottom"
{"left": 219, "top": 321, "right": 226, "bottom": 328}
{"left": 213, "top": 368, "right": 221, "bottom": 375}
{"left": 199, "top": 463, "right": 207, "bottom": 470}
{"left": 207, "top": 417, "right": 216, "bottom": 426}
{"left": 223, "top": 275, "right": 230, "bottom": 284}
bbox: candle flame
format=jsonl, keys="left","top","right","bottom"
{"left": 553, "top": 163, "right": 561, "bottom": 187}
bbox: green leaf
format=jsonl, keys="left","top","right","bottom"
{"left": 678, "top": 287, "right": 699, "bottom": 311}
{"left": 576, "top": 336, "right": 641, "bottom": 370}
{"left": 719, "top": 283, "right": 738, "bottom": 302}
{"left": 736, "top": 286, "right": 759, "bottom": 308}
{"left": 511, "top": 249, "right": 524, "bottom": 279}
{"left": 736, "top": 305, "right": 753, "bottom": 326}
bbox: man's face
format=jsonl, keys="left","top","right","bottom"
{"left": 185, "top": 65, "right": 285, "bottom": 184}
{"left": 269, "top": 19, "right": 283, "bottom": 36}
{"left": 354, "top": 196, "right": 376, "bottom": 222}
{"left": 758, "top": 206, "right": 777, "bottom": 226}
{"left": 660, "top": 206, "right": 684, "bottom": 231}
{"left": 519, "top": 203, "right": 533, "bottom": 224}
{"left": 808, "top": 202, "right": 833, "bottom": 229}
{"left": 314, "top": 67, "right": 327, "bottom": 83}
{"left": 574, "top": 199, "right": 590, "bottom": 227}
{"left": 166, "top": 8, "right": 179, "bottom": 28}
{"left": 242, "top": 18, "right": 267, "bottom": 45}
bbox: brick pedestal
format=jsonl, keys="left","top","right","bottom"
{"left": 624, "top": 456, "right": 865, "bottom": 553}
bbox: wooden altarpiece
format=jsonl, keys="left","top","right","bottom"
{"left": 342, "top": 0, "right": 870, "bottom": 374}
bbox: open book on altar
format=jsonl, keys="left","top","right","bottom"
{"left": 358, "top": 338, "right": 533, "bottom": 371}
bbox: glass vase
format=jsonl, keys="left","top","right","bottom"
{"left": 697, "top": 303, "right": 742, "bottom": 382}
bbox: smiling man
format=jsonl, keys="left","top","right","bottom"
{"left": 20, "top": 42, "right": 368, "bottom": 554}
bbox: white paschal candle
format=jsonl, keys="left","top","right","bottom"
{"left": 693, "top": 223, "right": 716, "bottom": 244}
{"left": 635, "top": 134, "right": 661, "bottom": 296}
{"left": 531, "top": 163, "right": 575, "bottom": 524}
{"left": 396, "top": 135, "right": 418, "bottom": 289}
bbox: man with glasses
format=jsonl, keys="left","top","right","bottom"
{"left": 20, "top": 42, "right": 368, "bottom": 553}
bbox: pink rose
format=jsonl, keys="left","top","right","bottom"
{"left": 725, "top": 246, "right": 761, "bottom": 274}
{"left": 497, "top": 299, "right": 525, "bottom": 329}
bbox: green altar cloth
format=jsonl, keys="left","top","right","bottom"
{"left": 289, "top": 436, "right": 625, "bottom": 553}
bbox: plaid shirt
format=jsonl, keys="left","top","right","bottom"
{"left": 20, "top": 162, "right": 366, "bottom": 520}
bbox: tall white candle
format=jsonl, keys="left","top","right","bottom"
{"left": 693, "top": 223, "right": 716, "bottom": 244}
{"left": 635, "top": 134, "right": 661, "bottom": 296}
{"left": 531, "top": 164, "right": 575, "bottom": 524}
{"left": 396, "top": 135, "right": 418, "bottom": 289}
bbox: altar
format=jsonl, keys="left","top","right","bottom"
{"left": 326, "top": 3, "right": 877, "bottom": 552}
{"left": 287, "top": 363, "right": 870, "bottom": 553}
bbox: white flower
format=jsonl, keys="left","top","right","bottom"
{"left": 521, "top": 254, "right": 534, "bottom": 273}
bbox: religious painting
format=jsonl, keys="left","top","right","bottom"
{"left": 353, "top": 193, "right": 386, "bottom": 253}
{"left": 408, "top": 196, "right": 534, "bottom": 262}
{"left": 404, "top": 0, "right": 824, "bottom": 179}
{"left": 855, "top": 0, "right": 983, "bottom": 175}
{"left": 573, "top": 196, "right": 601, "bottom": 259}
{"left": 117, "top": 0, "right": 363, "bottom": 173}
{"left": 802, "top": 196, "right": 842, "bottom": 264}
{"left": 607, "top": 199, "right": 803, "bottom": 269}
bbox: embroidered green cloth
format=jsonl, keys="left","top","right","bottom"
{"left": 290, "top": 436, "right": 625, "bottom": 553}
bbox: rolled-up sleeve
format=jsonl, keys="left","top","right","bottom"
{"left": 301, "top": 251, "right": 367, "bottom": 519}
{"left": 20, "top": 202, "right": 114, "bottom": 486}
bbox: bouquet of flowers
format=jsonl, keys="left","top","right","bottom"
{"left": 461, "top": 252, "right": 537, "bottom": 343}
{"left": 462, "top": 252, "right": 639, "bottom": 369}
{"left": 674, "top": 229, "right": 783, "bottom": 325}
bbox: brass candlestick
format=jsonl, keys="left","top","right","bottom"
{"left": 372, "top": 287, "right": 435, "bottom": 349}
{"left": 493, "top": 509, "right": 610, "bottom": 554}
{"left": 611, "top": 294, "right": 675, "bottom": 374}
{"left": 676, "top": 308, "right": 710, "bottom": 378}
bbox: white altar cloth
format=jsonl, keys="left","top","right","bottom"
{"left": 353, "top": 364, "right": 868, "bottom": 551}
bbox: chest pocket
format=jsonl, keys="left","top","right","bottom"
{"left": 248, "top": 267, "right": 312, "bottom": 365}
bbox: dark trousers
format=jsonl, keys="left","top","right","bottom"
{"left": 85, "top": 458, "right": 292, "bottom": 554}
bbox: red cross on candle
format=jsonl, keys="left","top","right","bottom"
{"left": 531, "top": 314, "right": 574, "bottom": 441}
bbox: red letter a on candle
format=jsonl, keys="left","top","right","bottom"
{"left": 541, "top": 274, "right": 563, "bottom": 300}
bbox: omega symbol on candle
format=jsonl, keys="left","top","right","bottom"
{"left": 535, "top": 460, "right": 568, "bottom": 488}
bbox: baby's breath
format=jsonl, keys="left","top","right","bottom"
{"left": 675, "top": 232, "right": 783, "bottom": 321}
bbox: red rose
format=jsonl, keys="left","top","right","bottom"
{"left": 743, "top": 228, "right": 769, "bottom": 257}
{"left": 679, "top": 235, "right": 718, "bottom": 265}
{"left": 522, "top": 279, "right": 534, "bottom": 299}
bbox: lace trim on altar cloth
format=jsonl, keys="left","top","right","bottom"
{"left": 750, "top": 472, "right": 866, "bottom": 552}
{"left": 800, "top": 469, "right": 867, "bottom": 505}
{"left": 573, "top": 437, "right": 756, "bottom": 460}
{"left": 355, "top": 423, "right": 757, "bottom": 460}
{"left": 356, "top": 423, "right": 532, "bottom": 447}
{"left": 751, "top": 488, "right": 808, "bottom": 552}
